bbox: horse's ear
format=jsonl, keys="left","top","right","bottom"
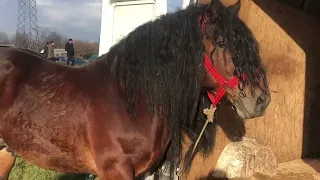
{"left": 210, "top": 0, "right": 224, "bottom": 14}
{"left": 228, "top": 0, "right": 241, "bottom": 17}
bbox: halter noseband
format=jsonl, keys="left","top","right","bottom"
{"left": 204, "top": 55, "right": 240, "bottom": 106}
{"left": 200, "top": 15, "right": 240, "bottom": 106}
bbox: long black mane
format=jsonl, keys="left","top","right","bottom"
{"left": 100, "top": 5, "right": 206, "bottom": 177}
{"left": 96, "top": 1, "right": 267, "bottom": 178}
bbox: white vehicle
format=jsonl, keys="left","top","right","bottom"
{"left": 98, "top": 0, "right": 167, "bottom": 56}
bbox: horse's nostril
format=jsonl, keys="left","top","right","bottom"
{"left": 257, "top": 95, "right": 264, "bottom": 105}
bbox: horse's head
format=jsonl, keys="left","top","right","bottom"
{"left": 201, "top": 0, "right": 270, "bottom": 119}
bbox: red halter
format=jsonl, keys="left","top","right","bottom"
{"left": 200, "top": 15, "right": 240, "bottom": 106}
{"left": 204, "top": 54, "right": 240, "bottom": 106}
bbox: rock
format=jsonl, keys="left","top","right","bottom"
{"left": 211, "top": 137, "right": 277, "bottom": 179}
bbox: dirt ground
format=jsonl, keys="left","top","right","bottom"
{"left": 240, "top": 159, "right": 320, "bottom": 180}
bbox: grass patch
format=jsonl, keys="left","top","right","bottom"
{"left": 9, "top": 158, "right": 91, "bottom": 180}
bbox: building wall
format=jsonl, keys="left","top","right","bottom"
{"left": 198, "top": 0, "right": 320, "bottom": 17}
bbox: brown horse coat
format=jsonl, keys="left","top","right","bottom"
{"left": 0, "top": 49, "right": 170, "bottom": 179}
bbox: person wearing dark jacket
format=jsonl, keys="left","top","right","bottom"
{"left": 65, "top": 39, "right": 75, "bottom": 66}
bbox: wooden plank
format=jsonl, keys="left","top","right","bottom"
{"left": 198, "top": 0, "right": 320, "bottom": 18}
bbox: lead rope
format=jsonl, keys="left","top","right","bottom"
{"left": 177, "top": 104, "right": 217, "bottom": 179}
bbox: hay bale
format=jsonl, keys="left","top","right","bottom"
{"left": 211, "top": 137, "right": 277, "bottom": 179}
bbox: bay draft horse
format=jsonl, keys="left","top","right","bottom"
{"left": 0, "top": 0, "right": 270, "bottom": 179}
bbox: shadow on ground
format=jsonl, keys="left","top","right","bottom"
{"left": 57, "top": 173, "right": 92, "bottom": 180}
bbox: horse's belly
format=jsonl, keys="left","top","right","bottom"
{"left": 1, "top": 127, "right": 95, "bottom": 173}
{"left": 0, "top": 117, "right": 96, "bottom": 173}
{"left": 0, "top": 93, "right": 97, "bottom": 173}
{"left": 18, "top": 150, "right": 93, "bottom": 173}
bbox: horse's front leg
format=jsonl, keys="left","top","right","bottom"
{"left": 0, "top": 148, "right": 15, "bottom": 180}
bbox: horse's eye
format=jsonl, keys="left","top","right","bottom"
{"left": 217, "top": 41, "right": 225, "bottom": 48}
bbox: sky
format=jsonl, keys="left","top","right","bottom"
{"left": 0, "top": 0, "right": 183, "bottom": 42}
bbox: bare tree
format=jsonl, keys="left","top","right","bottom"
{"left": 73, "top": 40, "right": 99, "bottom": 59}
{"left": 37, "top": 27, "right": 68, "bottom": 50}
{"left": 12, "top": 26, "right": 99, "bottom": 58}
{"left": 46, "top": 31, "right": 67, "bottom": 48}
{"left": 38, "top": 27, "right": 50, "bottom": 45}
{"left": 14, "top": 32, "right": 30, "bottom": 48}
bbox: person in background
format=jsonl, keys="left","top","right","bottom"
{"left": 65, "top": 39, "right": 75, "bottom": 66}
{"left": 47, "top": 41, "right": 55, "bottom": 62}
{"left": 43, "top": 42, "right": 49, "bottom": 58}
